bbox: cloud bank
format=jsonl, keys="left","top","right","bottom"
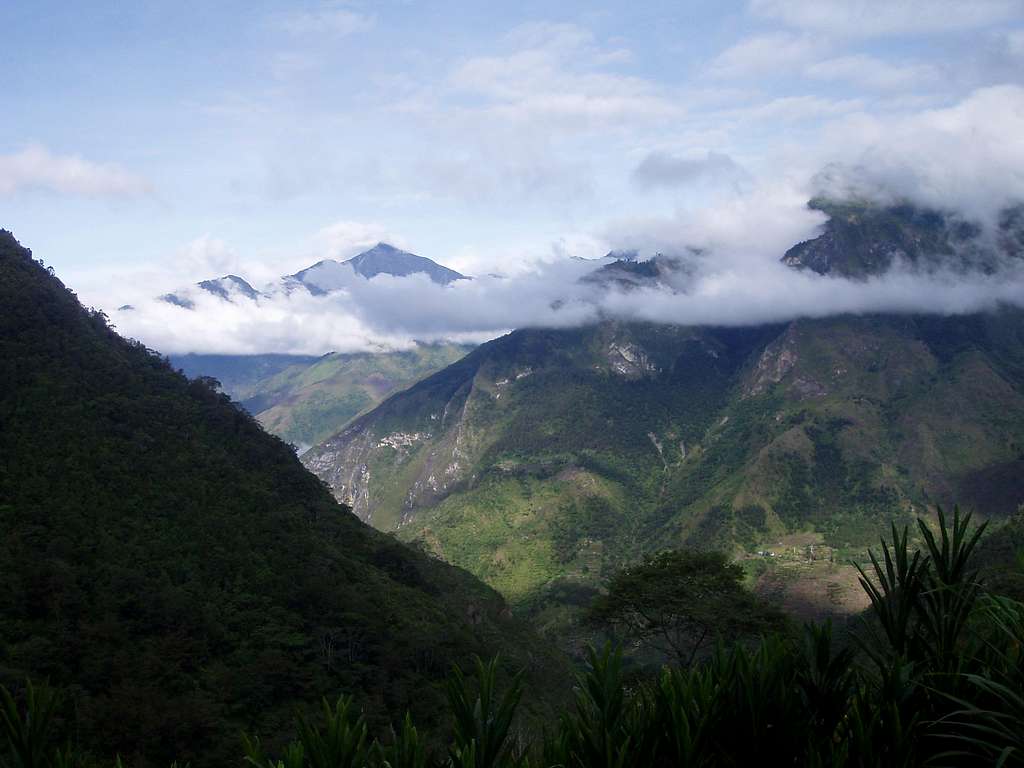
{"left": 110, "top": 208, "right": 1024, "bottom": 357}
{"left": 93, "top": 82, "right": 1024, "bottom": 357}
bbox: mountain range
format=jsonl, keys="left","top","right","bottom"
{"left": 3, "top": 192, "right": 1024, "bottom": 759}
{"left": 155, "top": 242, "right": 467, "bottom": 310}
{"left": 299, "top": 199, "right": 1024, "bottom": 630}
{"left": 117, "top": 197, "right": 1024, "bottom": 631}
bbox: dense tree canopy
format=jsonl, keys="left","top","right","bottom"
{"left": 587, "top": 549, "right": 784, "bottom": 665}
{"left": 0, "top": 230, "right": 562, "bottom": 767}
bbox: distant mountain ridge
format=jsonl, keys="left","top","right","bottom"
{"left": 197, "top": 274, "right": 262, "bottom": 300}
{"left": 172, "top": 344, "right": 476, "bottom": 451}
{"left": 159, "top": 274, "right": 264, "bottom": 309}
{"left": 157, "top": 242, "right": 467, "bottom": 308}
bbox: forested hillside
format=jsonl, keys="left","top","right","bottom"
{"left": 303, "top": 203, "right": 1024, "bottom": 623}
{"left": 0, "top": 231, "right": 562, "bottom": 767}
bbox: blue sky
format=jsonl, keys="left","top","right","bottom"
{"left": 3, "top": 1, "right": 1024, "bottom": 353}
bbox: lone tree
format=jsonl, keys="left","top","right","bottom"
{"left": 588, "top": 550, "right": 781, "bottom": 665}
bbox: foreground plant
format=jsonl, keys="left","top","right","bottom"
{"left": 6, "top": 508, "right": 1023, "bottom": 768}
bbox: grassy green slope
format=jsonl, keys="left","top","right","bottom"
{"left": 304, "top": 313, "right": 1024, "bottom": 615}
{"left": 170, "top": 353, "right": 321, "bottom": 401}
{"left": 172, "top": 346, "right": 473, "bottom": 452}
{"left": 0, "top": 231, "right": 564, "bottom": 767}
{"left": 245, "top": 344, "right": 473, "bottom": 450}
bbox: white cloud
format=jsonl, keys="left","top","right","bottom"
{"left": 449, "top": 22, "right": 683, "bottom": 126}
{"left": 751, "top": 0, "right": 1022, "bottom": 37}
{"left": 599, "top": 261, "right": 1024, "bottom": 329}
{"left": 603, "top": 181, "right": 822, "bottom": 257}
{"left": 726, "top": 95, "right": 864, "bottom": 124}
{"left": 373, "top": 21, "right": 687, "bottom": 206}
{"left": 0, "top": 144, "right": 151, "bottom": 197}
{"left": 313, "top": 220, "right": 406, "bottom": 261}
{"left": 708, "top": 33, "right": 821, "bottom": 79}
{"left": 177, "top": 236, "right": 241, "bottom": 279}
{"left": 814, "top": 84, "right": 1024, "bottom": 220}
{"left": 806, "top": 54, "right": 941, "bottom": 90}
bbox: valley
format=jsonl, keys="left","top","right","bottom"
{"left": 155, "top": 199, "right": 1024, "bottom": 639}
{"left": 289, "top": 200, "right": 1024, "bottom": 636}
{"left": 7, "top": 4, "right": 1024, "bottom": 762}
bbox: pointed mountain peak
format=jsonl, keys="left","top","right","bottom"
{"left": 362, "top": 241, "right": 404, "bottom": 255}
{"left": 197, "top": 274, "right": 262, "bottom": 301}
{"left": 158, "top": 273, "right": 262, "bottom": 309}
{"left": 344, "top": 243, "right": 467, "bottom": 284}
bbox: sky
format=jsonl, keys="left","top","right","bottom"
{"left": 3, "top": 0, "right": 1024, "bottom": 354}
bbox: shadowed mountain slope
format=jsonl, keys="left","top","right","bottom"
{"left": 0, "top": 230, "right": 561, "bottom": 767}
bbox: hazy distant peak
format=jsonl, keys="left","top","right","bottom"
{"left": 197, "top": 274, "right": 262, "bottom": 301}
{"left": 285, "top": 259, "right": 347, "bottom": 295}
{"left": 344, "top": 242, "right": 467, "bottom": 284}
{"left": 159, "top": 273, "right": 263, "bottom": 309}
{"left": 281, "top": 243, "right": 468, "bottom": 295}
{"left": 581, "top": 251, "right": 697, "bottom": 292}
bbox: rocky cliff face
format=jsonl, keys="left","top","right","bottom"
{"left": 304, "top": 350, "right": 490, "bottom": 527}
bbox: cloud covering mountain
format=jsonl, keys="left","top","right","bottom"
{"left": 110, "top": 180, "right": 1024, "bottom": 356}
{"left": 93, "top": 78, "right": 1024, "bottom": 357}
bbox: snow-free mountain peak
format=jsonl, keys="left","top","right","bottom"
{"left": 159, "top": 274, "right": 263, "bottom": 308}
{"left": 344, "top": 242, "right": 467, "bottom": 284}
{"left": 197, "top": 274, "right": 261, "bottom": 301}
{"left": 284, "top": 243, "right": 467, "bottom": 295}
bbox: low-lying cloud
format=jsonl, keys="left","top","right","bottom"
{"left": 100, "top": 83, "right": 1024, "bottom": 357}
{"left": 812, "top": 85, "right": 1024, "bottom": 223}
{"left": 110, "top": 224, "right": 1024, "bottom": 357}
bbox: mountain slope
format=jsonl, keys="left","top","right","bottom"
{"left": 286, "top": 243, "right": 467, "bottom": 294}
{"left": 305, "top": 314, "right": 1024, "bottom": 609}
{"left": 170, "top": 352, "right": 322, "bottom": 400}
{"left": 346, "top": 242, "right": 467, "bottom": 284}
{"left": 170, "top": 345, "right": 474, "bottom": 451}
{"left": 0, "top": 231, "right": 561, "bottom": 766}
{"left": 782, "top": 198, "right": 1024, "bottom": 277}
{"left": 241, "top": 344, "right": 476, "bottom": 450}
{"left": 302, "top": 203, "right": 1024, "bottom": 617}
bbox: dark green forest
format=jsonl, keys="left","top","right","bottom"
{"left": 0, "top": 231, "right": 562, "bottom": 766}
{"left": 5, "top": 508, "right": 1024, "bottom": 766}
